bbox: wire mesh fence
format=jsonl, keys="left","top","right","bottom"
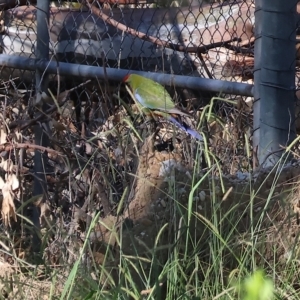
{"left": 0, "top": 1, "right": 258, "bottom": 231}
{"left": 0, "top": 0, "right": 255, "bottom": 82}
{"left": 0, "top": 0, "right": 256, "bottom": 172}
{"left": 1, "top": 2, "right": 300, "bottom": 295}
{"left": 0, "top": 1, "right": 260, "bottom": 253}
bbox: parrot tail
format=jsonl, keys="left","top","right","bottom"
{"left": 152, "top": 110, "right": 203, "bottom": 141}
{"left": 168, "top": 115, "right": 203, "bottom": 141}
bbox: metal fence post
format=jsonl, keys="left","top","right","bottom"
{"left": 33, "top": 0, "right": 50, "bottom": 252}
{"left": 258, "top": 0, "right": 297, "bottom": 167}
{"left": 253, "top": 0, "right": 262, "bottom": 169}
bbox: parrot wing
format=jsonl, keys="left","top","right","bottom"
{"left": 153, "top": 111, "right": 203, "bottom": 141}
{"left": 134, "top": 84, "right": 174, "bottom": 110}
{"left": 134, "top": 87, "right": 190, "bottom": 117}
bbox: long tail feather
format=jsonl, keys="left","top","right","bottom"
{"left": 153, "top": 111, "right": 203, "bottom": 141}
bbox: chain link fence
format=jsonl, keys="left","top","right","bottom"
{"left": 0, "top": 0, "right": 299, "bottom": 285}
{"left": 0, "top": 0, "right": 256, "bottom": 171}
{"left": 1, "top": 0, "right": 255, "bottom": 81}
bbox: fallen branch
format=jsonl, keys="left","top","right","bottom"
{"left": 0, "top": 142, "right": 65, "bottom": 156}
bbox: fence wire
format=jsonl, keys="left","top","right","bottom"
{"left": 1, "top": 0, "right": 255, "bottom": 82}
{"left": 0, "top": 2, "right": 300, "bottom": 291}
{"left": 1, "top": 2, "right": 300, "bottom": 286}
{"left": 0, "top": 0, "right": 256, "bottom": 178}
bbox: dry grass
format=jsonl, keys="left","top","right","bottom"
{"left": 0, "top": 77, "right": 299, "bottom": 299}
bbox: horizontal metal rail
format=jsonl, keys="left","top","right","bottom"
{"left": 0, "top": 54, "right": 254, "bottom": 97}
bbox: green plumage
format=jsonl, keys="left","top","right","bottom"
{"left": 123, "top": 74, "right": 190, "bottom": 116}
{"left": 123, "top": 74, "right": 203, "bottom": 141}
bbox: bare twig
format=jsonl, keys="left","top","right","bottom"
{"left": 198, "top": 53, "right": 213, "bottom": 79}
{"left": 0, "top": 142, "right": 65, "bottom": 156}
{"left": 85, "top": 0, "right": 240, "bottom": 55}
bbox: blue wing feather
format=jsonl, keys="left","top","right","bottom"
{"left": 153, "top": 110, "right": 203, "bottom": 141}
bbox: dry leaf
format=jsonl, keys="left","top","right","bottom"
{"left": 0, "top": 158, "right": 13, "bottom": 172}
{"left": 0, "top": 176, "right": 4, "bottom": 189}
{"left": 1, "top": 184, "right": 16, "bottom": 226}
{"left": 13, "top": 131, "right": 23, "bottom": 143}
{"left": 7, "top": 174, "right": 19, "bottom": 191}
{"left": 0, "top": 123, "right": 7, "bottom": 144}
{"left": 0, "top": 171, "right": 19, "bottom": 226}
{"left": 85, "top": 143, "right": 93, "bottom": 155}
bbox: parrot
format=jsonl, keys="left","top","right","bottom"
{"left": 123, "top": 74, "right": 203, "bottom": 141}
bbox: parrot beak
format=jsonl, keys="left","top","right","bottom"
{"left": 123, "top": 74, "right": 130, "bottom": 83}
